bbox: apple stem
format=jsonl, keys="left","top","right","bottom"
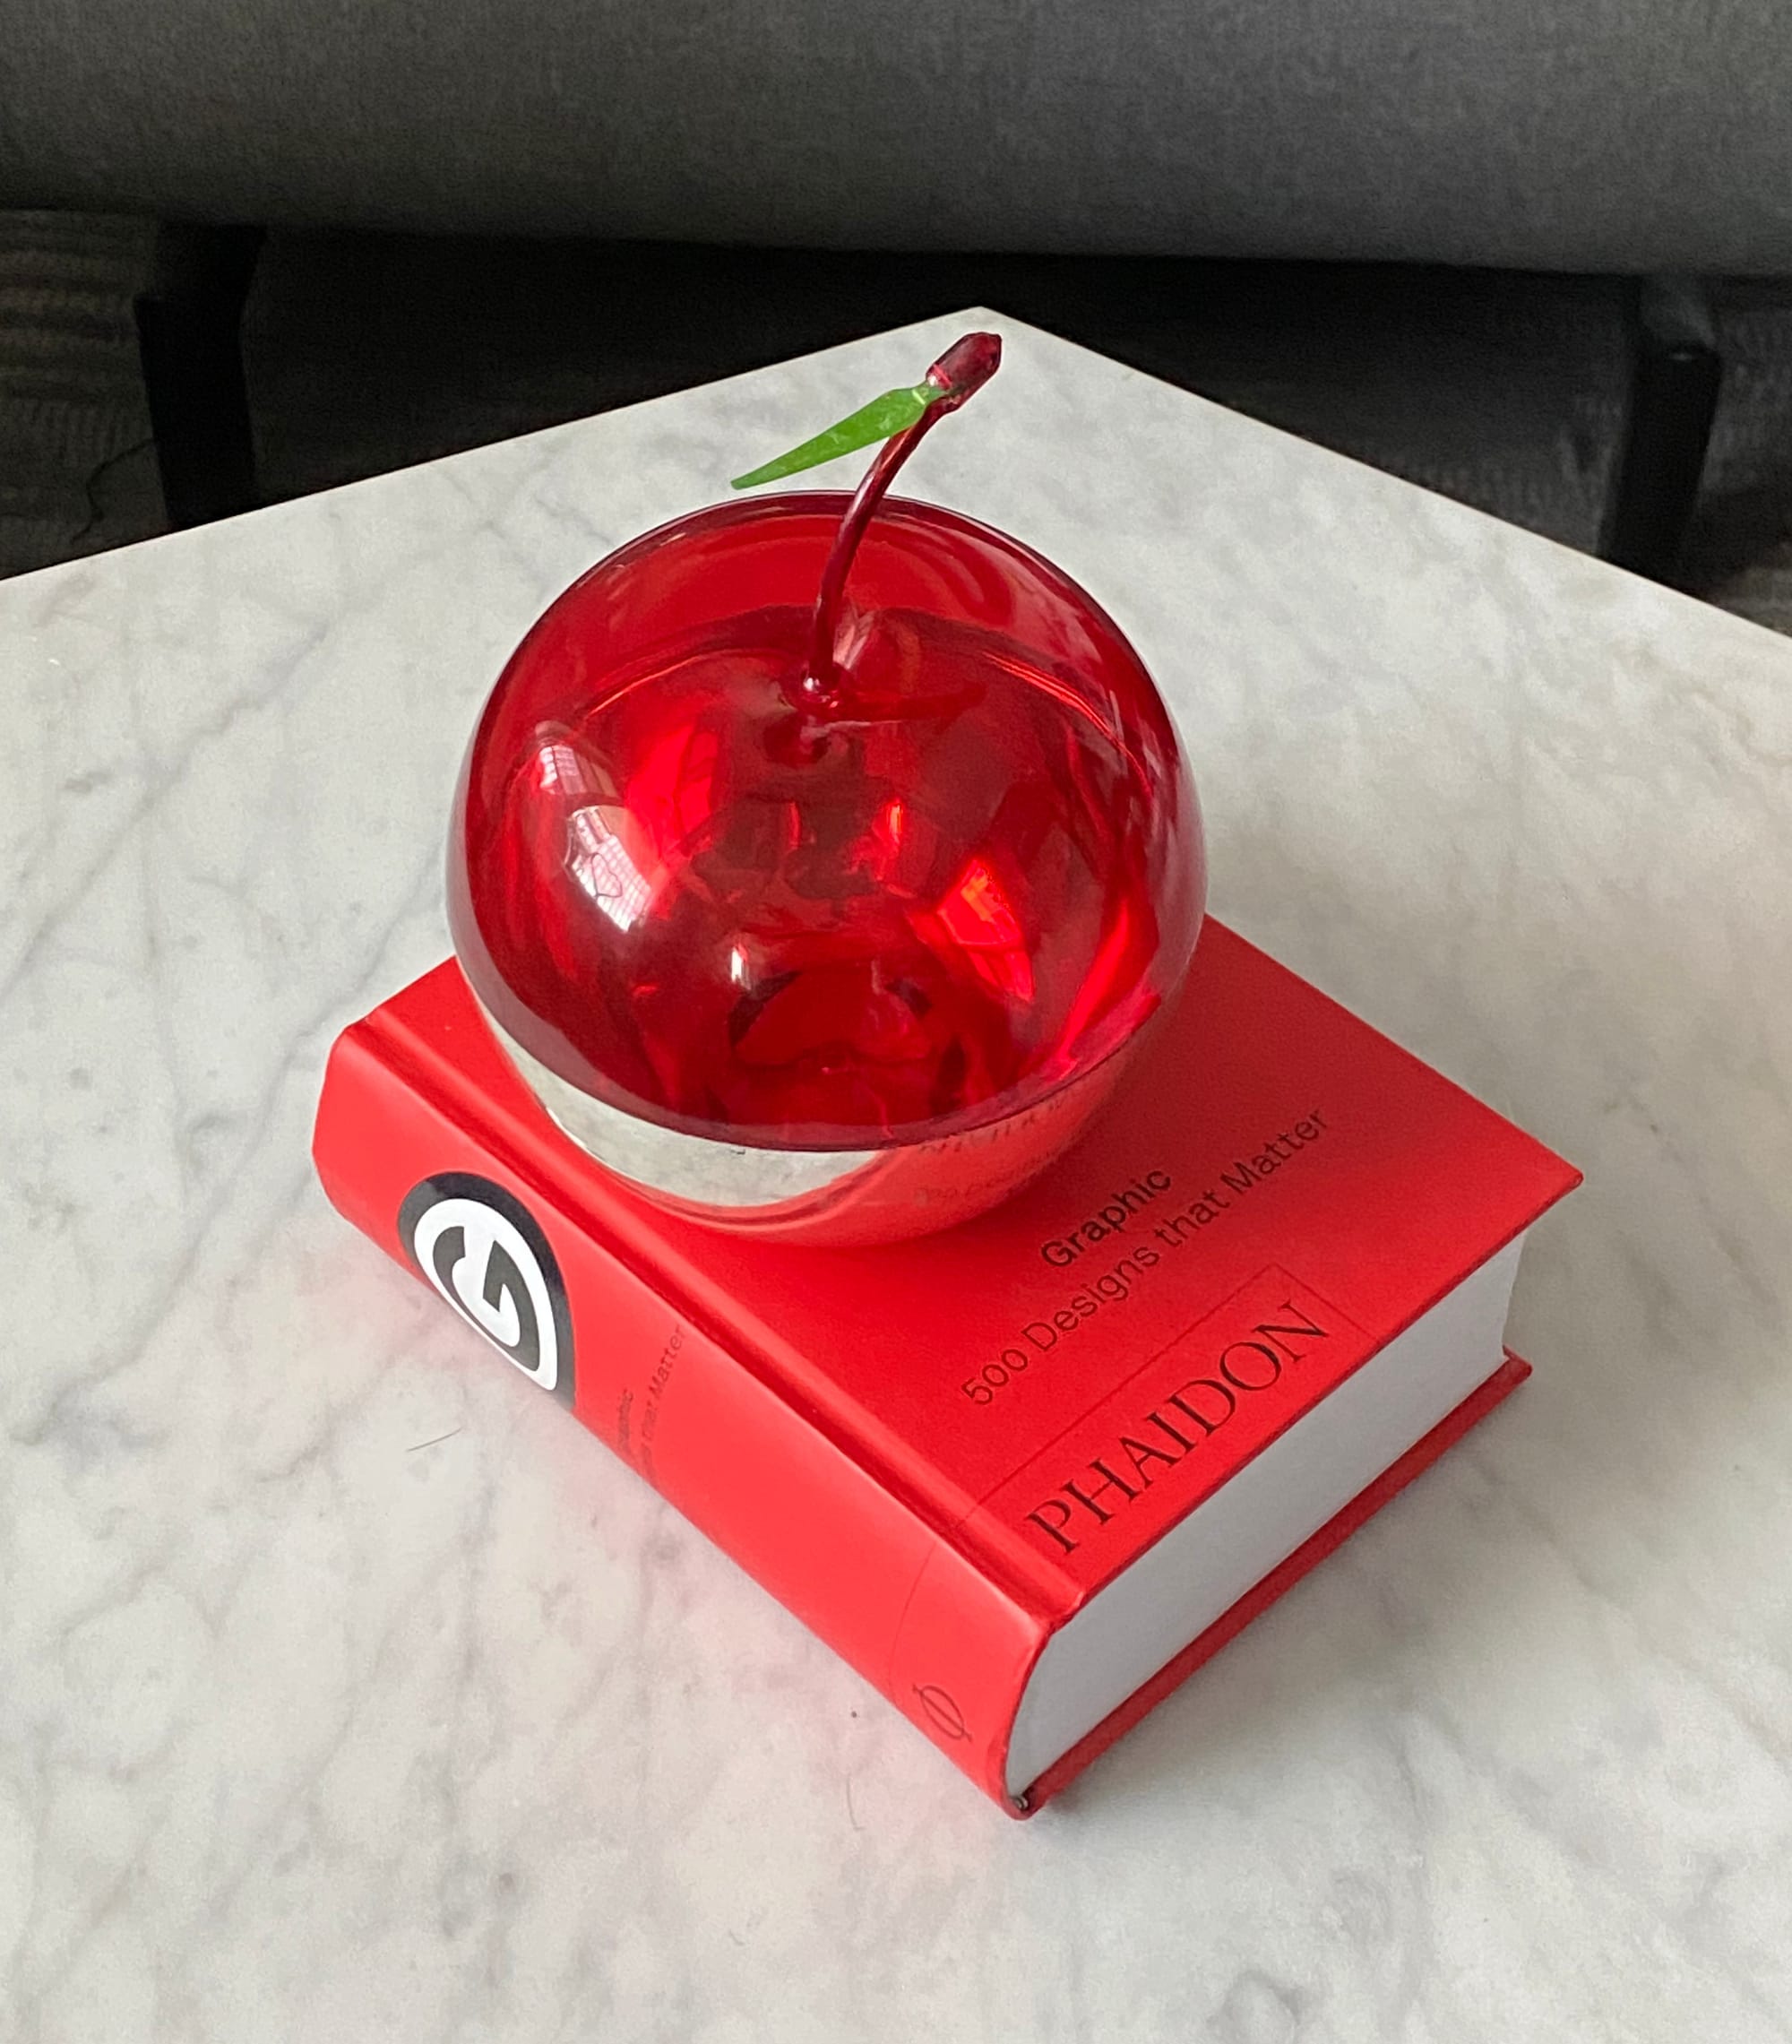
{"left": 797, "top": 332, "right": 1003, "bottom": 712}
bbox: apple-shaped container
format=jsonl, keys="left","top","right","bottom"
{"left": 448, "top": 336, "right": 1205, "bottom": 1245}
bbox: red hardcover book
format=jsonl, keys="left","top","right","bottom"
{"left": 313, "top": 920, "right": 1579, "bottom": 1814}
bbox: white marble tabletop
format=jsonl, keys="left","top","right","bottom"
{"left": 4, "top": 309, "right": 1790, "bottom": 2042}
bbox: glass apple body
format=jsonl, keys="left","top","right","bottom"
{"left": 448, "top": 492, "right": 1205, "bottom": 1243}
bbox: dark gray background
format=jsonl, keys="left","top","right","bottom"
{"left": 5, "top": 214, "right": 1791, "bottom": 636}
{"left": 5, "top": 1, "right": 1792, "bottom": 272}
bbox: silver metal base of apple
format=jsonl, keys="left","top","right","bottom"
{"left": 476, "top": 999, "right": 1126, "bottom": 1248}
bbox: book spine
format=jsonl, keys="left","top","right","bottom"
{"left": 312, "top": 1010, "right": 1047, "bottom": 1811}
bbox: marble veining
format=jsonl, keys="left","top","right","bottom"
{"left": 3, "top": 313, "right": 1790, "bottom": 2042}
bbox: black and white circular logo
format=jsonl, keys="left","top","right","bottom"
{"left": 398, "top": 1173, "right": 574, "bottom": 1405}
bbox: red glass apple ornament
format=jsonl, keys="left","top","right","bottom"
{"left": 449, "top": 334, "right": 1205, "bottom": 1244}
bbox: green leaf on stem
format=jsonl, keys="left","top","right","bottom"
{"left": 731, "top": 383, "right": 943, "bottom": 489}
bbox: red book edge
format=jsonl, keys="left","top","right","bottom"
{"left": 1015, "top": 1348, "right": 1529, "bottom": 1815}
